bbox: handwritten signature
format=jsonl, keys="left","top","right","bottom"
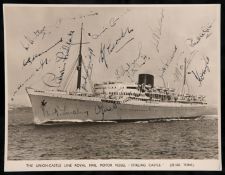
{"left": 99, "top": 27, "right": 134, "bottom": 68}
{"left": 56, "top": 30, "right": 74, "bottom": 62}
{"left": 72, "top": 11, "right": 99, "bottom": 20}
{"left": 88, "top": 9, "right": 130, "bottom": 39}
{"left": 151, "top": 9, "right": 164, "bottom": 53}
{"left": 36, "top": 58, "right": 48, "bottom": 71}
{"left": 159, "top": 45, "right": 177, "bottom": 87}
{"left": 186, "top": 20, "right": 214, "bottom": 47}
{"left": 42, "top": 62, "right": 66, "bottom": 87}
{"left": 95, "top": 103, "right": 117, "bottom": 115}
{"left": 20, "top": 26, "right": 51, "bottom": 51}
{"left": 11, "top": 73, "right": 35, "bottom": 101}
{"left": 11, "top": 57, "right": 49, "bottom": 101}
{"left": 34, "top": 31, "right": 74, "bottom": 87}
{"left": 46, "top": 106, "right": 89, "bottom": 117}
{"left": 23, "top": 38, "right": 63, "bottom": 67}
{"left": 174, "top": 65, "right": 183, "bottom": 82}
{"left": 190, "top": 56, "right": 210, "bottom": 86}
{"left": 81, "top": 47, "right": 95, "bottom": 91}
{"left": 173, "top": 49, "right": 200, "bottom": 87}
{"left": 115, "top": 46, "right": 151, "bottom": 81}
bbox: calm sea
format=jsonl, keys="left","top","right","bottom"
{"left": 7, "top": 107, "right": 218, "bottom": 160}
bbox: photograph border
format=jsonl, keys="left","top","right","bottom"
{"left": 2, "top": 1, "right": 224, "bottom": 174}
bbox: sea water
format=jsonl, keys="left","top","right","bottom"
{"left": 7, "top": 107, "right": 218, "bottom": 160}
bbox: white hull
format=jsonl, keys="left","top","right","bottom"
{"left": 27, "top": 89, "right": 211, "bottom": 124}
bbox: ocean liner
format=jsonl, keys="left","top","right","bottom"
{"left": 26, "top": 24, "right": 210, "bottom": 124}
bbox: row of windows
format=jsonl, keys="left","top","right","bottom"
{"left": 95, "top": 86, "right": 137, "bottom": 89}
{"left": 109, "top": 92, "right": 131, "bottom": 95}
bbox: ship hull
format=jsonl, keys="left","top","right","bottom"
{"left": 27, "top": 89, "right": 211, "bottom": 124}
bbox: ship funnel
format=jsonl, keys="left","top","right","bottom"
{"left": 138, "top": 74, "right": 154, "bottom": 87}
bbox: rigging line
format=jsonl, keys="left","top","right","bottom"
{"left": 61, "top": 58, "right": 79, "bottom": 91}
{"left": 64, "top": 64, "right": 78, "bottom": 91}
{"left": 64, "top": 65, "right": 77, "bottom": 92}
{"left": 66, "top": 69, "right": 78, "bottom": 92}
{"left": 186, "top": 79, "right": 190, "bottom": 94}
{"left": 61, "top": 62, "right": 78, "bottom": 91}
{"left": 180, "top": 58, "right": 187, "bottom": 95}
{"left": 186, "top": 50, "right": 199, "bottom": 69}
{"left": 81, "top": 60, "right": 94, "bottom": 93}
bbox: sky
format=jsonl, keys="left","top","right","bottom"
{"left": 4, "top": 5, "right": 220, "bottom": 106}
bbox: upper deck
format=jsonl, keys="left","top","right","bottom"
{"left": 93, "top": 82, "right": 206, "bottom": 105}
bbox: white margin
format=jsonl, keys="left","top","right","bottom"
{"left": 3, "top": 4, "right": 222, "bottom": 172}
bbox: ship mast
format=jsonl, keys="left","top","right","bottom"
{"left": 181, "top": 57, "right": 187, "bottom": 94}
{"left": 76, "top": 23, "right": 83, "bottom": 90}
{"left": 183, "top": 57, "right": 187, "bottom": 86}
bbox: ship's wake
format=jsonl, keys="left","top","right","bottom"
{"left": 133, "top": 115, "right": 218, "bottom": 123}
{"left": 40, "top": 119, "right": 118, "bottom": 125}
{"left": 133, "top": 118, "right": 197, "bottom": 123}
{"left": 35, "top": 115, "right": 218, "bottom": 125}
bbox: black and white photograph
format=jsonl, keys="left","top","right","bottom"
{"left": 4, "top": 4, "right": 221, "bottom": 171}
